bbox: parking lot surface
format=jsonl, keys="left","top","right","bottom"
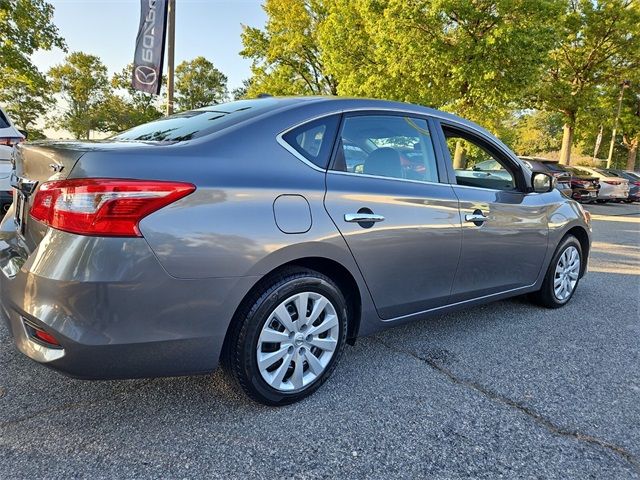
{"left": 1, "top": 202, "right": 639, "bottom": 479}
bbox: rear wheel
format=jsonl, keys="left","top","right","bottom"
{"left": 223, "top": 267, "right": 348, "bottom": 406}
{"left": 531, "top": 235, "right": 582, "bottom": 308}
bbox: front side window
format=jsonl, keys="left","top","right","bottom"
{"left": 443, "top": 128, "right": 516, "bottom": 191}
{"left": 332, "top": 115, "right": 439, "bottom": 183}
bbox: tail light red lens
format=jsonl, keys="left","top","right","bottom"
{"left": 30, "top": 179, "right": 195, "bottom": 237}
{"left": 603, "top": 180, "right": 621, "bottom": 185}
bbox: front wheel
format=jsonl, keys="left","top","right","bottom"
{"left": 223, "top": 267, "right": 348, "bottom": 406}
{"left": 530, "top": 235, "right": 582, "bottom": 308}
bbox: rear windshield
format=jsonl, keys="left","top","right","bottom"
{"left": 112, "top": 99, "right": 279, "bottom": 142}
{"left": 543, "top": 163, "right": 567, "bottom": 172}
{"left": 567, "top": 167, "right": 593, "bottom": 177}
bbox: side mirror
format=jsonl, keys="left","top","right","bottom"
{"left": 532, "top": 172, "right": 555, "bottom": 193}
{"left": 18, "top": 129, "right": 28, "bottom": 140}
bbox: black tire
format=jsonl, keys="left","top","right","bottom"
{"left": 530, "top": 235, "right": 583, "bottom": 308}
{"left": 222, "top": 267, "right": 348, "bottom": 406}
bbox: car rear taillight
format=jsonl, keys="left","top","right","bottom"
{"left": 633, "top": 181, "right": 640, "bottom": 186}
{"left": 0, "top": 137, "right": 23, "bottom": 146}
{"left": 30, "top": 179, "right": 195, "bottom": 237}
{"left": 603, "top": 180, "right": 621, "bottom": 185}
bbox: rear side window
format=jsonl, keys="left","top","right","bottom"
{"left": 0, "top": 110, "right": 10, "bottom": 129}
{"left": 281, "top": 115, "right": 340, "bottom": 169}
{"left": 112, "top": 99, "right": 280, "bottom": 142}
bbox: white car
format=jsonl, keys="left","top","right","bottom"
{"left": 578, "top": 166, "right": 629, "bottom": 202}
{"left": 0, "top": 106, "right": 24, "bottom": 213}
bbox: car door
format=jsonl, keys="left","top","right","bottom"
{"left": 323, "top": 112, "right": 462, "bottom": 320}
{"left": 435, "top": 121, "right": 549, "bottom": 302}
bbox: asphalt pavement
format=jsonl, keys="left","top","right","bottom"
{"left": 0, "top": 202, "right": 639, "bottom": 479}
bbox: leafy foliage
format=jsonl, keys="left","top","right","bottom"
{"left": 511, "top": 111, "right": 564, "bottom": 156}
{"left": 95, "top": 65, "right": 163, "bottom": 133}
{"left": 240, "top": 0, "right": 337, "bottom": 96}
{"left": 0, "top": 0, "right": 65, "bottom": 138}
{"left": 534, "top": 0, "right": 640, "bottom": 163}
{"left": 48, "top": 52, "right": 110, "bottom": 139}
{"left": 0, "top": 0, "right": 65, "bottom": 78}
{"left": 174, "top": 56, "right": 228, "bottom": 110}
{"left": 0, "top": 68, "right": 53, "bottom": 136}
{"left": 320, "top": 0, "right": 560, "bottom": 127}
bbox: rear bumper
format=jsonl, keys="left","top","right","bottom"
{"left": 598, "top": 187, "right": 630, "bottom": 199}
{"left": 571, "top": 189, "right": 598, "bottom": 201}
{"left": 0, "top": 215, "right": 260, "bottom": 379}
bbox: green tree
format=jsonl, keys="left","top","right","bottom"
{"left": 240, "top": 0, "right": 337, "bottom": 96}
{"left": 0, "top": 0, "right": 66, "bottom": 137}
{"left": 320, "top": 0, "right": 560, "bottom": 128}
{"left": 174, "top": 56, "right": 228, "bottom": 110}
{"left": 95, "top": 64, "right": 163, "bottom": 133}
{"left": 232, "top": 79, "right": 253, "bottom": 100}
{"left": 48, "top": 52, "right": 110, "bottom": 139}
{"left": 0, "top": 68, "right": 53, "bottom": 137}
{"left": 620, "top": 86, "right": 640, "bottom": 170}
{"left": 535, "top": 0, "right": 640, "bottom": 165}
{"left": 511, "top": 111, "right": 564, "bottom": 156}
{"left": 0, "top": 0, "right": 65, "bottom": 80}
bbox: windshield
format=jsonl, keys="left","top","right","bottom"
{"left": 112, "top": 99, "right": 279, "bottom": 142}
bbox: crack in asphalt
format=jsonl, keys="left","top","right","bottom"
{"left": 374, "top": 336, "right": 640, "bottom": 473}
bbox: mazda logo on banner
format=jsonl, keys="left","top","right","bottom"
{"left": 132, "top": 0, "right": 168, "bottom": 94}
{"left": 134, "top": 65, "right": 158, "bottom": 85}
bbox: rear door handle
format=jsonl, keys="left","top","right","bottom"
{"left": 344, "top": 213, "right": 385, "bottom": 223}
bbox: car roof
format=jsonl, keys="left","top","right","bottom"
{"left": 237, "top": 96, "right": 488, "bottom": 132}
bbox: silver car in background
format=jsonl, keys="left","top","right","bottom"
{"left": 574, "top": 166, "right": 629, "bottom": 202}
{"left": 0, "top": 106, "right": 24, "bottom": 213}
{"left": 0, "top": 97, "right": 591, "bottom": 405}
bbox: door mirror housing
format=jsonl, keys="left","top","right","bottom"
{"left": 532, "top": 172, "right": 555, "bottom": 193}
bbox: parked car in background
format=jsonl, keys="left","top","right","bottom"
{"left": 572, "top": 166, "right": 629, "bottom": 202}
{"left": 550, "top": 165, "right": 600, "bottom": 203}
{"left": 519, "top": 157, "right": 573, "bottom": 198}
{"left": 602, "top": 169, "right": 640, "bottom": 203}
{"left": 0, "top": 107, "right": 24, "bottom": 214}
{"left": 1, "top": 97, "right": 592, "bottom": 405}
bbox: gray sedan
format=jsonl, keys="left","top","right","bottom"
{"left": 0, "top": 97, "right": 591, "bottom": 405}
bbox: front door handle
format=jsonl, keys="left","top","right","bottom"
{"left": 465, "top": 209, "right": 488, "bottom": 226}
{"left": 344, "top": 213, "right": 385, "bottom": 223}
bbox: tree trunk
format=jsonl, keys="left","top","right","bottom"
{"left": 453, "top": 140, "right": 467, "bottom": 169}
{"left": 559, "top": 122, "right": 574, "bottom": 165}
{"left": 627, "top": 137, "right": 639, "bottom": 171}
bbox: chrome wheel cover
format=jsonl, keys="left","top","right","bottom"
{"left": 553, "top": 245, "right": 580, "bottom": 301}
{"left": 257, "top": 292, "right": 339, "bottom": 392}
